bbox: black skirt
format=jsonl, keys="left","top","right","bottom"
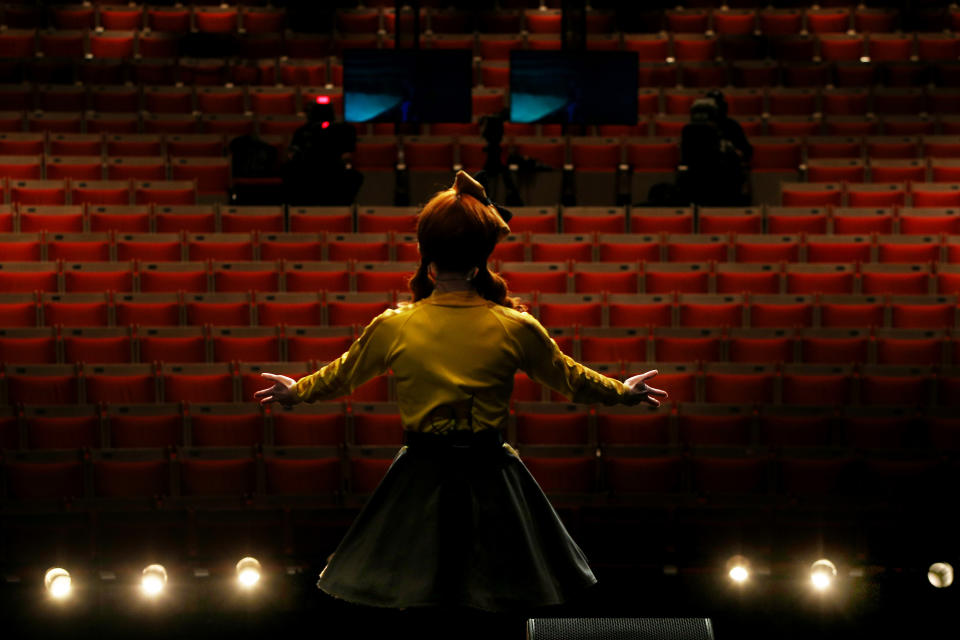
{"left": 316, "top": 429, "right": 597, "bottom": 612}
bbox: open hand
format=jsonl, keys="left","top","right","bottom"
{"left": 624, "top": 370, "right": 669, "bottom": 407}
{"left": 254, "top": 372, "right": 300, "bottom": 407}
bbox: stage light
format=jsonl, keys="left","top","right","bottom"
{"left": 44, "top": 568, "right": 71, "bottom": 600}
{"left": 928, "top": 563, "right": 954, "bottom": 588}
{"left": 141, "top": 564, "right": 167, "bottom": 597}
{"left": 321, "top": 122, "right": 330, "bottom": 129}
{"left": 810, "top": 559, "right": 837, "bottom": 591}
{"left": 316, "top": 95, "right": 330, "bottom": 105}
{"left": 236, "top": 557, "right": 262, "bottom": 588}
{"left": 726, "top": 555, "right": 750, "bottom": 584}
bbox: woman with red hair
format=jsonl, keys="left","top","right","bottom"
{"left": 256, "top": 171, "right": 666, "bottom": 634}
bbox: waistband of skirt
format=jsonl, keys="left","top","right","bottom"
{"left": 403, "top": 429, "right": 504, "bottom": 450}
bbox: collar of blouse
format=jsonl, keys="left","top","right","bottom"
{"left": 424, "top": 289, "right": 488, "bottom": 307}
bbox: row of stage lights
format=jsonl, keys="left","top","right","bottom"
{"left": 41, "top": 557, "right": 955, "bottom": 601}
{"left": 723, "top": 557, "right": 955, "bottom": 590}
{"left": 43, "top": 557, "right": 263, "bottom": 601}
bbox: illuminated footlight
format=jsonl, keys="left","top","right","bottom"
{"left": 928, "top": 563, "right": 954, "bottom": 588}
{"left": 44, "top": 568, "right": 71, "bottom": 599}
{"left": 726, "top": 555, "right": 750, "bottom": 584}
{"left": 810, "top": 559, "right": 837, "bottom": 591}
{"left": 236, "top": 557, "right": 262, "bottom": 588}
{"left": 141, "top": 564, "right": 167, "bottom": 597}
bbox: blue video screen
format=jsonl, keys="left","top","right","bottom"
{"left": 509, "top": 51, "right": 639, "bottom": 125}
{"left": 343, "top": 49, "right": 473, "bottom": 123}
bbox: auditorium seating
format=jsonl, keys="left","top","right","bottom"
{"left": 1, "top": 3, "right": 957, "bottom": 578}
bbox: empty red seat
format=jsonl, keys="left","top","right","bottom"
{"left": 781, "top": 365, "right": 853, "bottom": 405}
{"left": 727, "top": 329, "right": 794, "bottom": 362}
{"left": 524, "top": 457, "right": 594, "bottom": 493}
{"left": 876, "top": 332, "right": 944, "bottom": 366}
{"left": 265, "top": 457, "right": 340, "bottom": 495}
{"left": 90, "top": 31, "right": 135, "bottom": 58}
{"left": 147, "top": 7, "right": 191, "bottom": 32}
{"left": 785, "top": 265, "right": 856, "bottom": 295}
{"left": 654, "top": 329, "right": 721, "bottom": 362}
{"left": 806, "top": 159, "right": 866, "bottom": 183}
{"left": 6, "top": 459, "right": 85, "bottom": 500}
{"left": 7, "top": 366, "right": 80, "bottom": 405}
{"left": 180, "top": 457, "right": 255, "bottom": 496}
{"left": 194, "top": 6, "right": 238, "bottom": 33}
{"left": 94, "top": 458, "right": 170, "bottom": 498}
{"left": 580, "top": 330, "right": 647, "bottom": 362}
{"left": 861, "top": 264, "right": 931, "bottom": 295}
{"left": 538, "top": 294, "right": 603, "bottom": 328}
{"left": 11, "top": 181, "right": 68, "bottom": 206}
{"left": 644, "top": 264, "right": 710, "bottom": 294}
{"left": 673, "top": 34, "right": 717, "bottom": 62}
{"left": 844, "top": 186, "right": 905, "bottom": 209}
{"left": 185, "top": 294, "right": 251, "bottom": 326}
{"left": 163, "top": 364, "right": 234, "bottom": 403}
{"left": 604, "top": 456, "right": 682, "bottom": 494}
{"left": 807, "top": 8, "right": 850, "bottom": 33}
{"left": 691, "top": 456, "right": 766, "bottom": 495}
{"left": 703, "top": 367, "right": 775, "bottom": 405}
{"left": 135, "top": 181, "right": 198, "bottom": 205}
{"left": 43, "top": 293, "right": 110, "bottom": 326}
{"left": 85, "top": 364, "right": 155, "bottom": 402}
{"left": 211, "top": 331, "right": 280, "bottom": 363}
{"left": 0, "top": 329, "right": 56, "bottom": 364}
{"left": 100, "top": 6, "right": 144, "bottom": 30}
{"left": 607, "top": 295, "right": 673, "bottom": 328}
{"left": 800, "top": 331, "right": 869, "bottom": 364}
{"left": 191, "top": 410, "right": 261, "bottom": 447}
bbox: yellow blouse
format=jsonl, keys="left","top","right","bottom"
{"left": 294, "top": 289, "right": 638, "bottom": 432}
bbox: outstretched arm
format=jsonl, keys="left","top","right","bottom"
{"left": 255, "top": 311, "right": 397, "bottom": 406}
{"left": 517, "top": 316, "right": 667, "bottom": 407}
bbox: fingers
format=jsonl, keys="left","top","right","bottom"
{"left": 636, "top": 369, "right": 658, "bottom": 381}
{"left": 641, "top": 395, "right": 661, "bottom": 408}
{"left": 644, "top": 385, "right": 668, "bottom": 398}
{"left": 253, "top": 386, "right": 276, "bottom": 399}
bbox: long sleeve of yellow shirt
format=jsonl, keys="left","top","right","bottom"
{"left": 291, "top": 291, "right": 640, "bottom": 429}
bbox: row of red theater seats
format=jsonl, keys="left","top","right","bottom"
{"left": 5, "top": 323, "right": 960, "bottom": 364}
{"left": 0, "top": 6, "right": 919, "bottom": 41}
{"left": 18, "top": 84, "right": 960, "bottom": 118}
{"left": 6, "top": 291, "right": 960, "bottom": 329}
{"left": 781, "top": 183, "right": 960, "bottom": 208}
{"left": 4, "top": 262, "right": 960, "bottom": 296}
{"left": 8, "top": 443, "right": 953, "bottom": 502}
{"left": 9, "top": 148, "right": 960, "bottom": 186}
{"left": 10, "top": 133, "right": 960, "bottom": 173}
{"left": 0, "top": 83, "right": 351, "bottom": 116}
{"left": 9, "top": 109, "right": 960, "bottom": 143}
{"left": 0, "top": 158, "right": 232, "bottom": 189}
{"left": 0, "top": 179, "right": 200, "bottom": 205}
{"left": 8, "top": 55, "right": 960, "bottom": 92}
{"left": 3, "top": 359, "right": 960, "bottom": 406}
{"left": 8, "top": 27, "right": 960, "bottom": 64}
{"left": 1, "top": 4, "right": 285, "bottom": 33}
{"left": 6, "top": 85, "right": 960, "bottom": 126}
{"left": 328, "top": 6, "right": 914, "bottom": 37}
{"left": 0, "top": 5, "right": 920, "bottom": 37}
{"left": 9, "top": 127, "right": 960, "bottom": 158}
{"left": 12, "top": 202, "right": 960, "bottom": 234}
{"left": 12, "top": 228, "right": 960, "bottom": 258}
{"left": 6, "top": 399, "right": 959, "bottom": 451}
{"left": 5, "top": 107, "right": 960, "bottom": 142}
